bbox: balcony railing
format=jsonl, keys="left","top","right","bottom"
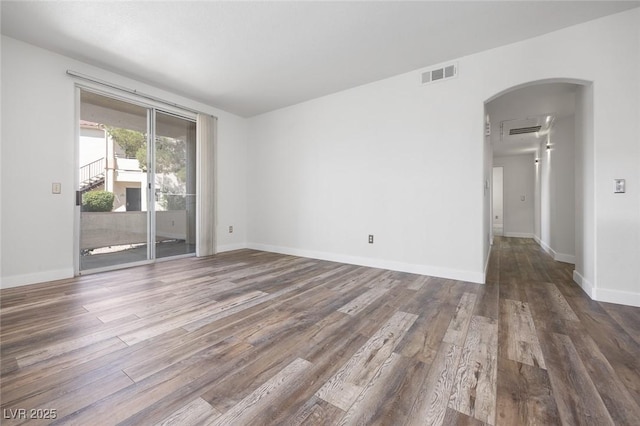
{"left": 80, "top": 157, "right": 105, "bottom": 183}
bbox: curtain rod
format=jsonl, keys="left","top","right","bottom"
{"left": 66, "top": 70, "right": 207, "bottom": 116}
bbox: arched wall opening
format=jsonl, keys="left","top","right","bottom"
{"left": 482, "top": 78, "right": 594, "bottom": 293}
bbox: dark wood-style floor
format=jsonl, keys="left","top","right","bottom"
{"left": 1, "top": 237, "right": 639, "bottom": 425}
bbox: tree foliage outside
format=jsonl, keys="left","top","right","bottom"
{"left": 107, "top": 127, "right": 189, "bottom": 211}
{"left": 107, "top": 127, "right": 186, "bottom": 177}
{"left": 82, "top": 190, "right": 114, "bottom": 212}
{"left": 106, "top": 127, "right": 148, "bottom": 169}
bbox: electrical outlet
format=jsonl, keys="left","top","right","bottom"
{"left": 229, "top": 226, "right": 233, "bottom": 233}
{"left": 368, "top": 234, "right": 374, "bottom": 244}
{"left": 52, "top": 182, "right": 61, "bottom": 194}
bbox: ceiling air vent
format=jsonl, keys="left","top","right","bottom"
{"left": 509, "top": 126, "right": 541, "bottom": 135}
{"left": 421, "top": 63, "right": 458, "bottom": 85}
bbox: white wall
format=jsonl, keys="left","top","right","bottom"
{"left": 548, "top": 115, "right": 575, "bottom": 263}
{"left": 247, "top": 9, "right": 640, "bottom": 304}
{"left": 247, "top": 68, "right": 485, "bottom": 282}
{"left": 493, "top": 156, "right": 535, "bottom": 238}
{"left": 574, "top": 84, "right": 595, "bottom": 296}
{"left": 0, "top": 36, "right": 247, "bottom": 288}
{"left": 539, "top": 144, "right": 552, "bottom": 246}
{"left": 492, "top": 167, "right": 503, "bottom": 234}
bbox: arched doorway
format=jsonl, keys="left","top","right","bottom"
{"left": 483, "top": 79, "right": 594, "bottom": 294}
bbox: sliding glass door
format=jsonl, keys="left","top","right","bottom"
{"left": 78, "top": 89, "right": 196, "bottom": 272}
{"left": 154, "top": 112, "right": 197, "bottom": 259}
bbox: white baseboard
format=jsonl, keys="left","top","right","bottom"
{"left": 573, "top": 270, "right": 639, "bottom": 307}
{"left": 554, "top": 252, "right": 575, "bottom": 264}
{"left": 1, "top": 268, "right": 74, "bottom": 290}
{"left": 247, "top": 243, "right": 485, "bottom": 284}
{"left": 504, "top": 232, "right": 534, "bottom": 238}
{"left": 537, "top": 238, "right": 554, "bottom": 256}
{"left": 535, "top": 238, "right": 575, "bottom": 264}
{"left": 216, "top": 243, "right": 248, "bottom": 253}
{"left": 573, "top": 270, "right": 595, "bottom": 299}
{"left": 595, "top": 288, "right": 640, "bottom": 308}
{"left": 483, "top": 248, "right": 492, "bottom": 283}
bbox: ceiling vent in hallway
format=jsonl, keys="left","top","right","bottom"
{"left": 509, "top": 125, "right": 542, "bottom": 135}
{"left": 499, "top": 115, "right": 554, "bottom": 144}
{"left": 421, "top": 63, "right": 458, "bottom": 85}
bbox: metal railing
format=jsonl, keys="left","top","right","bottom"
{"left": 80, "top": 157, "right": 105, "bottom": 183}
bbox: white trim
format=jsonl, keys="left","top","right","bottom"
{"left": 554, "top": 252, "right": 575, "bottom": 264}
{"left": 596, "top": 288, "right": 640, "bottom": 308}
{"left": 504, "top": 232, "right": 534, "bottom": 238}
{"left": 573, "top": 269, "right": 595, "bottom": 299}
{"left": 247, "top": 243, "right": 485, "bottom": 284}
{"left": 536, "top": 237, "right": 555, "bottom": 257}
{"left": 79, "top": 259, "right": 153, "bottom": 276}
{"left": 535, "top": 236, "right": 575, "bottom": 264}
{"left": 74, "top": 86, "right": 81, "bottom": 276}
{"left": 217, "top": 243, "right": 248, "bottom": 253}
{"left": 483, "top": 247, "right": 492, "bottom": 283}
{"left": 68, "top": 70, "right": 200, "bottom": 117}
{"left": 1, "top": 269, "right": 74, "bottom": 289}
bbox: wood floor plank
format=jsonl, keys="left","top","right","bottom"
{"left": 407, "top": 275, "right": 431, "bottom": 291}
{"left": 4, "top": 370, "right": 134, "bottom": 425}
{"left": 182, "top": 269, "right": 333, "bottom": 332}
{"left": 541, "top": 332, "right": 615, "bottom": 425}
{"left": 442, "top": 292, "right": 477, "bottom": 346}
{"left": 448, "top": 315, "right": 498, "bottom": 425}
{"left": 283, "top": 396, "right": 345, "bottom": 426}
{"left": 495, "top": 358, "right": 560, "bottom": 425}
{"left": 600, "top": 302, "right": 640, "bottom": 346}
{"left": 338, "top": 353, "right": 428, "bottom": 426}
{"left": 406, "top": 342, "right": 462, "bottom": 426}
{"left": 337, "top": 286, "right": 390, "bottom": 316}
{"left": 1, "top": 337, "right": 129, "bottom": 404}
{"left": 266, "top": 332, "right": 369, "bottom": 425}
{"left": 154, "top": 397, "right": 221, "bottom": 426}
{"left": 473, "top": 280, "right": 499, "bottom": 321}
{"left": 336, "top": 351, "right": 404, "bottom": 425}
{"left": 442, "top": 408, "right": 487, "bottom": 426}
{"left": 208, "top": 357, "right": 312, "bottom": 426}
{"left": 396, "top": 297, "right": 457, "bottom": 365}
{"left": 119, "top": 290, "right": 268, "bottom": 345}
{"left": 315, "top": 311, "right": 418, "bottom": 411}
{"left": 541, "top": 282, "right": 579, "bottom": 322}
{"left": 499, "top": 299, "right": 546, "bottom": 369}
{"left": 563, "top": 325, "right": 640, "bottom": 425}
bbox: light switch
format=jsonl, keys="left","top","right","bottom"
{"left": 614, "top": 179, "right": 625, "bottom": 193}
{"left": 520, "top": 195, "right": 525, "bottom": 201}
{"left": 52, "top": 182, "right": 61, "bottom": 194}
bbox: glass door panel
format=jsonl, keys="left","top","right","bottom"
{"left": 79, "top": 90, "right": 150, "bottom": 270}
{"left": 154, "top": 112, "right": 197, "bottom": 258}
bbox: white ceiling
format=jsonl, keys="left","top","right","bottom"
{"left": 487, "top": 82, "right": 578, "bottom": 158}
{"left": 1, "top": 1, "right": 638, "bottom": 117}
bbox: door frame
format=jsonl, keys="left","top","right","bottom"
{"left": 74, "top": 84, "right": 198, "bottom": 276}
